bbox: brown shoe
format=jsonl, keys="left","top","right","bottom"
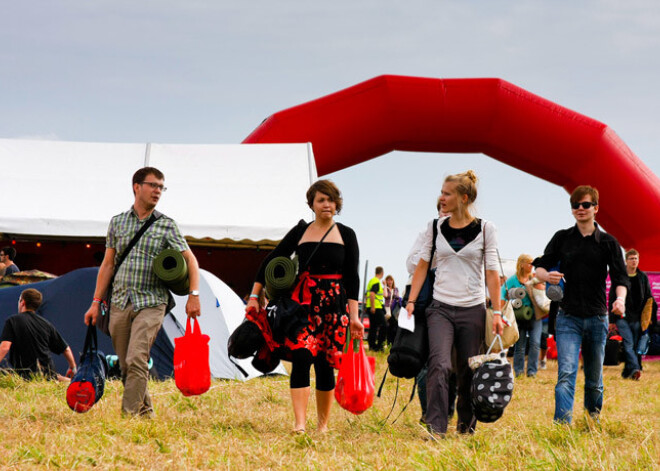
{"left": 632, "top": 370, "right": 642, "bottom": 380}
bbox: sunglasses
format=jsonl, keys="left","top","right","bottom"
{"left": 571, "top": 201, "right": 596, "bottom": 210}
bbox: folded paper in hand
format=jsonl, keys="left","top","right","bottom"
{"left": 398, "top": 311, "right": 415, "bottom": 333}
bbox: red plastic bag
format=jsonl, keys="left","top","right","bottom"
{"left": 174, "top": 317, "right": 211, "bottom": 396}
{"left": 334, "top": 339, "right": 375, "bottom": 415}
{"left": 547, "top": 335, "right": 557, "bottom": 360}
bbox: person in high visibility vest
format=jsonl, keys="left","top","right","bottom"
{"left": 366, "top": 266, "right": 386, "bottom": 351}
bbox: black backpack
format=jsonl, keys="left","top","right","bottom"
{"left": 386, "top": 310, "right": 428, "bottom": 378}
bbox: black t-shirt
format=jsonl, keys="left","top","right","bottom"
{"left": 441, "top": 218, "right": 482, "bottom": 252}
{"left": 0, "top": 311, "right": 68, "bottom": 379}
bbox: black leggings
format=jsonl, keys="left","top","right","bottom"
{"left": 289, "top": 349, "right": 335, "bottom": 391}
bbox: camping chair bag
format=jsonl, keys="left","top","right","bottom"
{"left": 67, "top": 324, "right": 108, "bottom": 413}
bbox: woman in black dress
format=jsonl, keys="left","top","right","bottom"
{"left": 246, "top": 179, "right": 363, "bottom": 433}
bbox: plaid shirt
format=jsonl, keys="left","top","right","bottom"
{"left": 107, "top": 207, "right": 189, "bottom": 311}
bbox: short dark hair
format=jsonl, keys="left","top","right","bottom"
{"left": 20, "top": 288, "right": 43, "bottom": 311}
{"left": 625, "top": 248, "right": 639, "bottom": 259}
{"left": 306, "top": 179, "right": 343, "bottom": 214}
{"left": 570, "top": 185, "right": 599, "bottom": 206}
{"left": 1, "top": 246, "right": 16, "bottom": 261}
{"left": 132, "top": 167, "right": 165, "bottom": 194}
{"left": 375, "top": 266, "right": 384, "bottom": 275}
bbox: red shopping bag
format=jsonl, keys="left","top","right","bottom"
{"left": 547, "top": 335, "right": 557, "bottom": 360}
{"left": 334, "top": 338, "right": 376, "bottom": 415}
{"left": 174, "top": 317, "right": 211, "bottom": 396}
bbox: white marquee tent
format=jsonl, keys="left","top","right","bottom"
{"left": 0, "top": 138, "right": 317, "bottom": 245}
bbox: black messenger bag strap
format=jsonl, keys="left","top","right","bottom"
{"left": 301, "top": 222, "right": 336, "bottom": 269}
{"left": 114, "top": 211, "right": 162, "bottom": 273}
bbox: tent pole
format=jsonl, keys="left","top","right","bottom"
{"left": 144, "top": 142, "right": 152, "bottom": 166}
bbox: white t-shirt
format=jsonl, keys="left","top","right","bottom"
{"left": 418, "top": 217, "right": 499, "bottom": 307}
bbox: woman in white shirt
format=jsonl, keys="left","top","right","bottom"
{"left": 405, "top": 170, "right": 503, "bottom": 437}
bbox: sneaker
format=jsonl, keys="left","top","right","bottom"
{"left": 540, "top": 359, "right": 547, "bottom": 370}
{"left": 631, "top": 370, "right": 642, "bottom": 381}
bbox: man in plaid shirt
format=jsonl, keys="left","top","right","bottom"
{"left": 84, "top": 167, "right": 201, "bottom": 417}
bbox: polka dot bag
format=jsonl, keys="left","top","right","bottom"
{"left": 470, "top": 335, "right": 514, "bottom": 423}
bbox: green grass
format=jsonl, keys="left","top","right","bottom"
{"left": 0, "top": 353, "right": 658, "bottom": 470}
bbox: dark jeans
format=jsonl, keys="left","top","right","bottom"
{"left": 615, "top": 318, "right": 642, "bottom": 376}
{"left": 368, "top": 308, "right": 386, "bottom": 351}
{"left": 425, "top": 300, "right": 485, "bottom": 434}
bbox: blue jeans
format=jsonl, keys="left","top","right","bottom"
{"left": 554, "top": 311, "right": 608, "bottom": 424}
{"left": 513, "top": 318, "right": 542, "bottom": 376}
{"left": 615, "top": 318, "right": 641, "bottom": 375}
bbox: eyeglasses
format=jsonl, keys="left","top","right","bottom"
{"left": 571, "top": 201, "right": 596, "bottom": 210}
{"left": 141, "top": 181, "right": 167, "bottom": 192}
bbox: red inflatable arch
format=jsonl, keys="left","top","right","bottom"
{"left": 243, "top": 75, "right": 660, "bottom": 269}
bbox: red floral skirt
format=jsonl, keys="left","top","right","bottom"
{"left": 246, "top": 277, "right": 350, "bottom": 369}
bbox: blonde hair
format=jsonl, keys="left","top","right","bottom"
{"left": 516, "top": 254, "right": 534, "bottom": 282}
{"left": 444, "top": 170, "right": 478, "bottom": 218}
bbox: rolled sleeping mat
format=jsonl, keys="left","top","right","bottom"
{"left": 153, "top": 249, "right": 189, "bottom": 295}
{"left": 514, "top": 305, "right": 535, "bottom": 322}
{"left": 511, "top": 298, "right": 523, "bottom": 309}
{"left": 546, "top": 284, "right": 564, "bottom": 302}
{"left": 508, "top": 287, "right": 526, "bottom": 300}
{"left": 265, "top": 256, "right": 298, "bottom": 299}
{"left": 168, "top": 277, "right": 191, "bottom": 296}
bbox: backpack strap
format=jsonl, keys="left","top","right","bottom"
{"left": 391, "top": 376, "right": 418, "bottom": 424}
{"left": 377, "top": 367, "right": 388, "bottom": 398}
{"left": 379, "top": 377, "right": 400, "bottom": 425}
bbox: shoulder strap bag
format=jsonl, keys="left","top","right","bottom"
{"left": 99, "top": 211, "right": 162, "bottom": 336}
{"left": 482, "top": 221, "right": 519, "bottom": 352}
{"left": 290, "top": 222, "right": 336, "bottom": 305}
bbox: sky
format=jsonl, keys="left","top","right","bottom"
{"left": 2, "top": 1, "right": 660, "bottom": 294}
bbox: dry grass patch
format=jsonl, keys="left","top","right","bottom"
{"left": 0, "top": 352, "right": 658, "bottom": 470}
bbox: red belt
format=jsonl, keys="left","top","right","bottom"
{"left": 292, "top": 272, "right": 342, "bottom": 305}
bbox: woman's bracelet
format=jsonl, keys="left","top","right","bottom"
{"left": 616, "top": 297, "right": 625, "bottom": 301}
{"left": 92, "top": 298, "right": 103, "bottom": 304}
{"left": 492, "top": 310, "right": 502, "bottom": 316}
{"left": 249, "top": 294, "right": 259, "bottom": 299}
{"left": 407, "top": 299, "right": 416, "bottom": 304}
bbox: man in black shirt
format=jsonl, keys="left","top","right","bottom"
{"left": 534, "top": 185, "right": 629, "bottom": 424}
{"left": 0, "top": 288, "right": 77, "bottom": 381}
{"left": 609, "top": 249, "right": 653, "bottom": 380}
